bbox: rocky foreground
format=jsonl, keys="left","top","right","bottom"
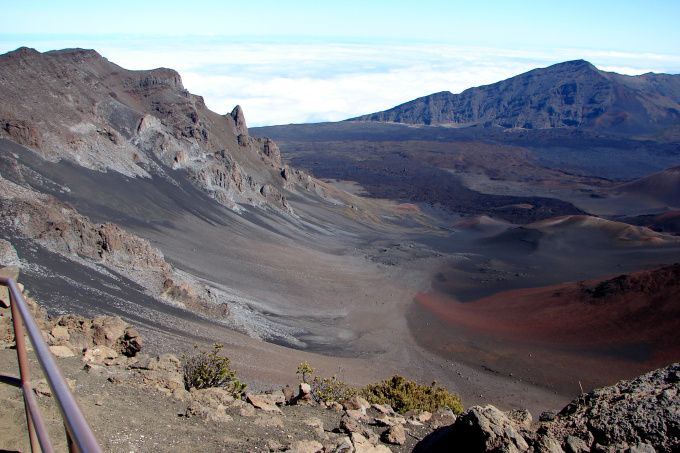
{"left": 1, "top": 267, "right": 679, "bottom": 453}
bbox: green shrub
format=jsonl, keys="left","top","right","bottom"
{"left": 310, "top": 375, "right": 358, "bottom": 403}
{"left": 361, "top": 375, "right": 463, "bottom": 415}
{"left": 296, "top": 362, "right": 357, "bottom": 403}
{"left": 182, "top": 343, "right": 247, "bottom": 396}
{"left": 296, "top": 362, "right": 315, "bottom": 383}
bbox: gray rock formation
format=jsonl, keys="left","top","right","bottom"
{"left": 414, "top": 363, "right": 680, "bottom": 453}
{"left": 350, "top": 60, "right": 680, "bottom": 134}
{"left": 543, "top": 364, "right": 680, "bottom": 453}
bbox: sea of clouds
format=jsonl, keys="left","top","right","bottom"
{"left": 2, "top": 35, "right": 680, "bottom": 127}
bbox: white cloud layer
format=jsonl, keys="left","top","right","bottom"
{"left": 2, "top": 36, "right": 680, "bottom": 127}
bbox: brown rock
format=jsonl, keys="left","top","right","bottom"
{"left": 267, "top": 439, "right": 286, "bottom": 452}
{"left": 288, "top": 440, "right": 324, "bottom": 453}
{"left": 350, "top": 432, "right": 391, "bottom": 453}
{"left": 292, "top": 382, "right": 316, "bottom": 406}
{"left": 283, "top": 385, "right": 295, "bottom": 404}
{"left": 239, "top": 404, "right": 256, "bottom": 417}
{"left": 342, "top": 395, "right": 370, "bottom": 412}
{"left": 371, "top": 404, "right": 396, "bottom": 416}
{"left": 382, "top": 424, "right": 406, "bottom": 445}
{"left": 429, "top": 406, "right": 456, "bottom": 430}
{"left": 82, "top": 345, "right": 119, "bottom": 364}
{"left": 50, "top": 325, "right": 70, "bottom": 342}
{"left": 346, "top": 409, "right": 371, "bottom": 423}
{"left": 327, "top": 401, "right": 344, "bottom": 412}
{"left": 247, "top": 393, "right": 283, "bottom": 413}
{"left": 268, "top": 389, "right": 286, "bottom": 406}
{"left": 1, "top": 119, "right": 41, "bottom": 148}
{"left": 184, "top": 401, "right": 207, "bottom": 418}
{"left": 507, "top": 408, "right": 533, "bottom": 430}
{"left": 190, "top": 387, "right": 235, "bottom": 408}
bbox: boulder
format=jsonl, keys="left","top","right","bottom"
{"left": 82, "top": 345, "right": 119, "bottom": 364}
{"left": 413, "top": 404, "right": 528, "bottom": 453}
{"left": 507, "top": 409, "right": 533, "bottom": 430}
{"left": 292, "top": 382, "right": 315, "bottom": 406}
{"left": 339, "top": 414, "right": 379, "bottom": 445}
{"left": 371, "top": 404, "right": 396, "bottom": 416}
{"left": 327, "top": 436, "right": 353, "bottom": 453}
{"left": 50, "top": 325, "right": 70, "bottom": 342}
{"left": 283, "top": 385, "right": 295, "bottom": 404}
{"left": 350, "top": 432, "right": 392, "bottom": 453}
{"left": 247, "top": 393, "right": 283, "bottom": 413}
{"left": 342, "top": 395, "right": 370, "bottom": 412}
{"left": 53, "top": 314, "right": 143, "bottom": 357}
{"left": 428, "top": 406, "right": 457, "bottom": 430}
{"left": 346, "top": 409, "right": 370, "bottom": 423}
{"left": 406, "top": 410, "right": 432, "bottom": 423}
{"left": 382, "top": 424, "right": 406, "bottom": 445}
{"left": 268, "top": 389, "right": 287, "bottom": 406}
{"left": 0, "top": 243, "right": 20, "bottom": 268}
{"left": 327, "top": 401, "right": 344, "bottom": 412}
{"left": 532, "top": 435, "right": 566, "bottom": 453}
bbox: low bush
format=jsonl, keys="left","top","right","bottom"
{"left": 361, "top": 375, "right": 463, "bottom": 415}
{"left": 310, "top": 375, "right": 358, "bottom": 403}
{"left": 296, "top": 362, "right": 357, "bottom": 403}
{"left": 182, "top": 343, "right": 247, "bottom": 396}
{"left": 296, "top": 362, "right": 315, "bottom": 383}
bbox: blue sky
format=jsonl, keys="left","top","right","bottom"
{"left": 2, "top": 1, "right": 679, "bottom": 126}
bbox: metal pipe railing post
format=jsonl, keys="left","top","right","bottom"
{"left": 9, "top": 282, "right": 41, "bottom": 453}
{"left": 1, "top": 276, "right": 103, "bottom": 453}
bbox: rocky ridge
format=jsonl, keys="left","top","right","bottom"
{"left": 0, "top": 47, "right": 329, "bottom": 213}
{"left": 349, "top": 60, "right": 680, "bottom": 134}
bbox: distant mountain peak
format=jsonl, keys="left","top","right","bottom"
{"left": 349, "top": 60, "right": 680, "bottom": 134}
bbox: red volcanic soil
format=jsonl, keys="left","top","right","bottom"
{"left": 650, "top": 210, "right": 680, "bottom": 234}
{"left": 614, "top": 165, "right": 680, "bottom": 208}
{"left": 451, "top": 215, "right": 513, "bottom": 236}
{"left": 396, "top": 202, "right": 422, "bottom": 212}
{"left": 413, "top": 263, "right": 680, "bottom": 395}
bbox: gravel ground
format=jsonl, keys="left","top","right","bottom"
{"left": 0, "top": 349, "right": 437, "bottom": 453}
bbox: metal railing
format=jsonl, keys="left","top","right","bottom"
{"left": 0, "top": 276, "right": 103, "bottom": 453}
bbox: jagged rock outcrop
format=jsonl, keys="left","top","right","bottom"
{"left": 0, "top": 176, "right": 217, "bottom": 312}
{"left": 542, "top": 364, "right": 680, "bottom": 453}
{"left": 350, "top": 60, "right": 680, "bottom": 134}
{"left": 48, "top": 314, "right": 143, "bottom": 358}
{"left": 414, "top": 363, "right": 680, "bottom": 453}
{"left": 0, "top": 176, "right": 170, "bottom": 288}
{"left": 1, "top": 119, "right": 42, "bottom": 148}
